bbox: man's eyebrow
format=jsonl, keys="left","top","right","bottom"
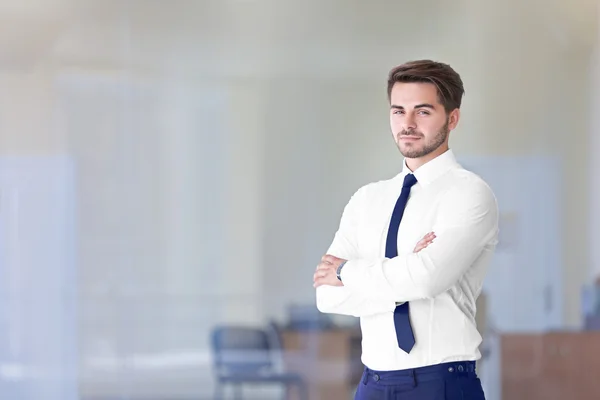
{"left": 390, "top": 103, "right": 436, "bottom": 110}
{"left": 414, "top": 103, "right": 436, "bottom": 109}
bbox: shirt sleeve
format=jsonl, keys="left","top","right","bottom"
{"left": 340, "top": 181, "right": 499, "bottom": 302}
{"left": 316, "top": 185, "right": 397, "bottom": 317}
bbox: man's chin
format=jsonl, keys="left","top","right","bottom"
{"left": 398, "top": 145, "right": 423, "bottom": 159}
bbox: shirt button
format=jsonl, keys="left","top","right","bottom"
{"left": 458, "top": 365, "right": 464, "bottom": 372}
{"left": 373, "top": 374, "right": 380, "bottom": 382}
{"left": 448, "top": 367, "right": 454, "bottom": 372}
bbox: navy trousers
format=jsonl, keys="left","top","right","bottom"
{"left": 354, "top": 361, "right": 485, "bottom": 400}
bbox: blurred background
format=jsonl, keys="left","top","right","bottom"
{"left": 1, "top": 0, "right": 600, "bottom": 399}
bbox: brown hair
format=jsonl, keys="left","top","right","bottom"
{"left": 387, "top": 60, "right": 465, "bottom": 112}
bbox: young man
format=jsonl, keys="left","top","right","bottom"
{"left": 313, "top": 60, "right": 498, "bottom": 400}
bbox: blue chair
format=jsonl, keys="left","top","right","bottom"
{"left": 210, "top": 325, "right": 307, "bottom": 400}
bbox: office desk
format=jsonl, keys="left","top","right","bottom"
{"left": 501, "top": 332, "right": 600, "bottom": 400}
{"left": 281, "top": 328, "right": 362, "bottom": 400}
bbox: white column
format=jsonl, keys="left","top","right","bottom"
{"left": 220, "top": 80, "right": 269, "bottom": 324}
{"left": 160, "top": 78, "right": 268, "bottom": 325}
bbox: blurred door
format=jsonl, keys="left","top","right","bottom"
{"left": 461, "top": 155, "right": 563, "bottom": 400}
{"left": 461, "top": 155, "right": 563, "bottom": 332}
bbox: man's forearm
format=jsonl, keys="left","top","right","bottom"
{"left": 341, "top": 224, "right": 497, "bottom": 302}
{"left": 340, "top": 256, "right": 445, "bottom": 303}
{"left": 316, "top": 285, "right": 396, "bottom": 317}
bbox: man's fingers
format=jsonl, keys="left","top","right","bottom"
{"left": 421, "top": 238, "right": 434, "bottom": 247}
{"left": 313, "top": 278, "right": 326, "bottom": 287}
{"left": 315, "top": 255, "right": 345, "bottom": 287}
{"left": 316, "top": 262, "right": 336, "bottom": 272}
{"left": 322, "top": 254, "right": 339, "bottom": 264}
{"left": 313, "top": 276, "right": 328, "bottom": 287}
{"left": 414, "top": 232, "right": 436, "bottom": 252}
{"left": 415, "top": 238, "right": 432, "bottom": 248}
{"left": 421, "top": 232, "right": 436, "bottom": 244}
{"left": 315, "top": 262, "right": 327, "bottom": 271}
{"left": 313, "top": 270, "right": 328, "bottom": 279}
{"left": 313, "top": 268, "right": 335, "bottom": 282}
{"left": 313, "top": 276, "right": 336, "bottom": 288}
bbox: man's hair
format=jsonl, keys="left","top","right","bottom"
{"left": 387, "top": 60, "right": 465, "bottom": 113}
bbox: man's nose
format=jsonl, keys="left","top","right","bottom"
{"left": 402, "top": 114, "right": 417, "bottom": 131}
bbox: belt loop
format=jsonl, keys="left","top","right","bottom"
{"left": 362, "top": 368, "right": 369, "bottom": 384}
{"left": 410, "top": 369, "right": 416, "bottom": 387}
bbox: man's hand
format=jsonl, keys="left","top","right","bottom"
{"left": 414, "top": 232, "right": 436, "bottom": 252}
{"left": 313, "top": 255, "right": 346, "bottom": 288}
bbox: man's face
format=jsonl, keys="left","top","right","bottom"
{"left": 389, "top": 82, "right": 458, "bottom": 159}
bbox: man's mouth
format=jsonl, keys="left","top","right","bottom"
{"left": 400, "top": 136, "right": 421, "bottom": 140}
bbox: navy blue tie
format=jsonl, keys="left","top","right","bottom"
{"left": 385, "top": 173, "right": 418, "bottom": 353}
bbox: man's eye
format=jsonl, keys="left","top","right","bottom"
{"left": 418, "top": 110, "right": 430, "bottom": 115}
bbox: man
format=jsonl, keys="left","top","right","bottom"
{"left": 313, "top": 60, "right": 498, "bottom": 400}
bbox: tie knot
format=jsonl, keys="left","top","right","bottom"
{"left": 403, "top": 173, "right": 417, "bottom": 188}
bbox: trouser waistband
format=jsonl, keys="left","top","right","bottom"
{"left": 362, "top": 361, "right": 477, "bottom": 385}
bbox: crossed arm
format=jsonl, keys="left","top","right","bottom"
{"left": 314, "top": 235, "right": 434, "bottom": 317}
{"left": 314, "top": 184, "right": 498, "bottom": 317}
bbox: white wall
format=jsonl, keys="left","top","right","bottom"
{"left": 590, "top": 3, "right": 600, "bottom": 282}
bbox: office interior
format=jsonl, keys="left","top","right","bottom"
{"left": 1, "top": 0, "right": 600, "bottom": 399}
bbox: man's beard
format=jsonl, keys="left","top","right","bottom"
{"left": 397, "top": 120, "right": 449, "bottom": 159}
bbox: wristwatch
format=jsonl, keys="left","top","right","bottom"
{"left": 336, "top": 261, "right": 347, "bottom": 282}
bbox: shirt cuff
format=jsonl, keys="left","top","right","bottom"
{"left": 340, "top": 259, "right": 365, "bottom": 289}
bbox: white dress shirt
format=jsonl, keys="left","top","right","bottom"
{"left": 316, "top": 149, "right": 499, "bottom": 371}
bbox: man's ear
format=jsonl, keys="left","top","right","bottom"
{"left": 448, "top": 108, "right": 460, "bottom": 130}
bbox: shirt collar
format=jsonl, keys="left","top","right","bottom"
{"left": 400, "top": 149, "right": 459, "bottom": 187}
